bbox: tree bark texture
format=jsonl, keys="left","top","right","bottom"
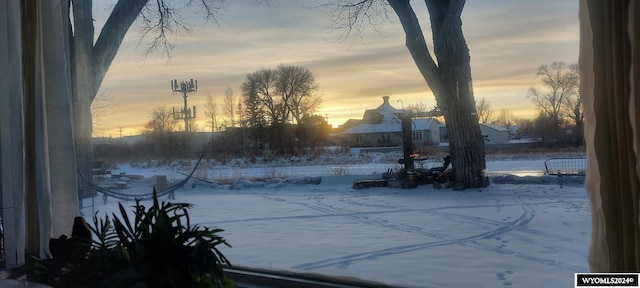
{"left": 389, "top": 0, "right": 488, "bottom": 188}
{"left": 71, "top": 0, "right": 93, "bottom": 191}
{"left": 70, "top": 0, "right": 147, "bottom": 189}
{"left": 581, "top": 0, "right": 640, "bottom": 272}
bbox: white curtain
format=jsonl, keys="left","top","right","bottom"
{"left": 0, "top": 0, "right": 78, "bottom": 269}
{"left": 581, "top": 0, "right": 640, "bottom": 271}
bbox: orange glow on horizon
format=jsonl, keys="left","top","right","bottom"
{"left": 89, "top": 1, "right": 577, "bottom": 138}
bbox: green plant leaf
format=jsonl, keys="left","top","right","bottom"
{"left": 34, "top": 183, "right": 232, "bottom": 288}
{"left": 117, "top": 202, "right": 137, "bottom": 239}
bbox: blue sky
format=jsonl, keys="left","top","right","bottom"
{"left": 92, "top": 0, "right": 579, "bottom": 137}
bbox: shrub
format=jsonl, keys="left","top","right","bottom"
{"left": 31, "top": 189, "right": 233, "bottom": 288}
{"left": 330, "top": 166, "right": 350, "bottom": 176}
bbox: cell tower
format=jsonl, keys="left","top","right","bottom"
{"left": 171, "top": 78, "right": 197, "bottom": 132}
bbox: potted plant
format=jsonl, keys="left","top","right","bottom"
{"left": 31, "top": 188, "right": 233, "bottom": 288}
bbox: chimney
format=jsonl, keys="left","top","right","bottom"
{"left": 382, "top": 95, "right": 390, "bottom": 105}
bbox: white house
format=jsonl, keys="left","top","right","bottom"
{"left": 335, "top": 96, "right": 441, "bottom": 147}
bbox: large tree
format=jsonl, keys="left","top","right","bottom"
{"left": 276, "top": 64, "right": 321, "bottom": 124}
{"left": 298, "top": 115, "right": 331, "bottom": 149}
{"left": 245, "top": 69, "right": 281, "bottom": 124}
{"left": 528, "top": 61, "right": 580, "bottom": 137}
{"left": 562, "top": 80, "right": 584, "bottom": 145}
{"left": 71, "top": 0, "right": 224, "bottom": 188}
{"left": 142, "top": 106, "right": 179, "bottom": 156}
{"left": 327, "top": 0, "right": 488, "bottom": 188}
{"left": 242, "top": 78, "right": 269, "bottom": 151}
{"left": 241, "top": 64, "right": 321, "bottom": 154}
{"left": 242, "top": 65, "right": 320, "bottom": 125}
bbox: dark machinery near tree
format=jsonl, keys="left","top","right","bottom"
{"left": 397, "top": 113, "right": 453, "bottom": 188}
{"left": 353, "top": 112, "right": 452, "bottom": 190}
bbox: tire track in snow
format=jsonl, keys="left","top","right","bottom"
{"left": 293, "top": 199, "right": 584, "bottom": 272}
{"left": 265, "top": 193, "right": 585, "bottom": 271}
{"left": 429, "top": 206, "right": 567, "bottom": 239}
{"left": 291, "top": 193, "right": 584, "bottom": 250}
{"left": 201, "top": 208, "right": 432, "bottom": 226}
{"left": 404, "top": 194, "right": 588, "bottom": 254}
{"left": 292, "top": 206, "right": 537, "bottom": 270}
{"left": 208, "top": 192, "right": 584, "bottom": 272}
{"left": 341, "top": 196, "right": 584, "bottom": 244}
{"left": 259, "top": 195, "right": 451, "bottom": 238}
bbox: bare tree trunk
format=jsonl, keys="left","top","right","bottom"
{"left": 389, "top": 0, "right": 488, "bottom": 188}
{"left": 70, "top": 0, "right": 147, "bottom": 190}
{"left": 443, "top": 80, "right": 489, "bottom": 188}
{"left": 71, "top": 0, "right": 95, "bottom": 192}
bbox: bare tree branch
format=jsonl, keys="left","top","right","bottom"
{"left": 318, "top": 0, "right": 393, "bottom": 42}
{"left": 323, "top": 0, "right": 488, "bottom": 188}
{"left": 91, "top": 88, "right": 114, "bottom": 136}
{"left": 475, "top": 97, "right": 493, "bottom": 124}
{"left": 388, "top": 0, "right": 445, "bottom": 105}
{"left": 88, "top": 0, "right": 148, "bottom": 102}
{"left": 243, "top": 65, "right": 321, "bottom": 125}
{"left": 275, "top": 65, "right": 320, "bottom": 123}
{"left": 204, "top": 93, "right": 218, "bottom": 133}
{"left": 529, "top": 61, "right": 580, "bottom": 133}
{"left": 223, "top": 86, "right": 236, "bottom": 127}
{"left": 108, "top": 0, "right": 226, "bottom": 60}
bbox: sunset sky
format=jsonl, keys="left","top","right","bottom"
{"left": 92, "top": 0, "right": 579, "bottom": 137}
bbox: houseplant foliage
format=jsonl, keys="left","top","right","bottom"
{"left": 31, "top": 188, "right": 233, "bottom": 288}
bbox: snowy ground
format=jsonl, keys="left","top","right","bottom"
{"left": 82, "top": 153, "right": 590, "bottom": 288}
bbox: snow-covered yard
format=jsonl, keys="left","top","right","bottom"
{"left": 82, "top": 155, "right": 590, "bottom": 288}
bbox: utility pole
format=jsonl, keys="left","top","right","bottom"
{"left": 171, "top": 78, "right": 198, "bottom": 132}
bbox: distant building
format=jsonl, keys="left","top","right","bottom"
{"left": 335, "top": 118, "right": 362, "bottom": 132}
{"left": 333, "top": 96, "right": 441, "bottom": 147}
{"left": 480, "top": 123, "right": 510, "bottom": 144}
{"left": 439, "top": 123, "right": 510, "bottom": 145}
